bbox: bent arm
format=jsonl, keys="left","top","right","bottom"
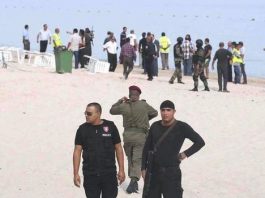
{"left": 146, "top": 104, "right": 158, "bottom": 120}
{"left": 183, "top": 125, "right": 205, "bottom": 157}
{"left": 110, "top": 99, "right": 125, "bottom": 115}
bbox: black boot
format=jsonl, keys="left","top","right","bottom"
{"left": 177, "top": 81, "right": 185, "bottom": 84}
{"left": 190, "top": 87, "right": 198, "bottom": 91}
{"left": 203, "top": 86, "right": 210, "bottom": 91}
{"left": 126, "top": 178, "right": 138, "bottom": 194}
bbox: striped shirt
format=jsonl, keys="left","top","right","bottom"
{"left": 182, "top": 40, "right": 194, "bottom": 59}
{"left": 121, "top": 42, "right": 135, "bottom": 58}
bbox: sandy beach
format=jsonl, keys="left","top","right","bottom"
{"left": 0, "top": 63, "right": 265, "bottom": 198}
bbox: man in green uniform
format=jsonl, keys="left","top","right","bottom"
{"left": 110, "top": 85, "right": 158, "bottom": 194}
{"left": 169, "top": 37, "right": 185, "bottom": 84}
{"left": 191, "top": 39, "right": 210, "bottom": 91}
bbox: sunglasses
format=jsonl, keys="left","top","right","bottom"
{"left": 84, "top": 111, "right": 93, "bottom": 116}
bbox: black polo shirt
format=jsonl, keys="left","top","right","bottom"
{"left": 75, "top": 119, "right": 121, "bottom": 175}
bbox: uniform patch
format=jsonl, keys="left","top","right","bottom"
{"left": 102, "top": 134, "right": 111, "bottom": 137}
{"left": 103, "top": 126, "right": 109, "bottom": 133}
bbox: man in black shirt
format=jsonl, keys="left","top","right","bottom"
{"left": 142, "top": 100, "right": 205, "bottom": 198}
{"left": 120, "top": 27, "right": 127, "bottom": 48}
{"left": 212, "top": 42, "right": 233, "bottom": 92}
{"left": 138, "top": 32, "right": 147, "bottom": 73}
{"left": 145, "top": 33, "right": 157, "bottom": 81}
{"left": 73, "top": 102, "right": 125, "bottom": 198}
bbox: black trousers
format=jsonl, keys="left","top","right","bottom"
{"left": 108, "top": 52, "right": 117, "bottom": 72}
{"left": 40, "top": 40, "right": 48, "bottom": 52}
{"left": 82, "top": 46, "right": 91, "bottom": 65}
{"left": 146, "top": 57, "right": 154, "bottom": 80}
{"left": 83, "top": 172, "right": 118, "bottom": 198}
{"left": 23, "top": 40, "right": 30, "bottom": 51}
{"left": 147, "top": 167, "right": 183, "bottom": 198}
{"left": 217, "top": 65, "right": 228, "bottom": 90}
{"left": 79, "top": 48, "right": 86, "bottom": 68}
{"left": 227, "top": 63, "right": 233, "bottom": 82}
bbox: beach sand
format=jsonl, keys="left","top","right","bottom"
{"left": 0, "top": 63, "right": 265, "bottom": 198}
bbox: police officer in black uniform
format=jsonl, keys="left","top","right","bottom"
{"left": 142, "top": 100, "right": 205, "bottom": 198}
{"left": 73, "top": 102, "right": 125, "bottom": 198}
{"left": 191, "top": 39, "right": 210, "bottom": 91}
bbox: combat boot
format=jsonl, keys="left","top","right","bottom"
{"left": 177, "top": 80, "right": 185, "bottom": 84}
{"left": 190, "top": 87, "right": 198, "bottom": 91}
{"left": 126, "top": 178, "right": 138, "bottom": 194}
{"left": 203, "top": 86, "right": 210, "bottom": 91}
{"left": 169, "top": 80, "right": 174, "bottom": 84}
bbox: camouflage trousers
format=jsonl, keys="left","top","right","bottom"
{"left": 169, "top": 61, "right": 182, "bottom": 83}
{"left": 193, "top": 63, "right": 208, "bottom": 88}
{"left": 123, "top": 141, "right": 145, "bottom": 180}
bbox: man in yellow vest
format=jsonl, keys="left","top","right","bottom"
{"left": 159, "top": 32, "right": 171, "bottom": 70}
{"left": 52, "top": 28, "right": 63, "bottom": 50}
{"left": 232, "top": 43, "right": 243, "bottom": 84}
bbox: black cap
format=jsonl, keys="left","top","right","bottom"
{"left": 160, "top": 100, "right": 175, "bottom": 109}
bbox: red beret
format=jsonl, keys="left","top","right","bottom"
{"left": 129, "top": 85, "right": 141, "bottom": 94}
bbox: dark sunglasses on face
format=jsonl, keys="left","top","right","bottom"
{"left": 84, "top": 111, "right": 93, "bottom": 116}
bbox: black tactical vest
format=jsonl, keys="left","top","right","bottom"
{"left": 81, "top": 121, "right": 116, "bottom": 176}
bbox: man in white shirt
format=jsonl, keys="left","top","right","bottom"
{"left": 239, "top": 41, "right": 247, "bottom": 84}
{"left": 67, "top": 28, "right": 81, "bottom": 69}
{"left": 37, "top": 24, "right": 52, "bottom": 52}
{"left": 103, "top": 36, "right": 118, "bottom": 72}
{"left": 128, "top": 30, "right": 137, "bottom": 51}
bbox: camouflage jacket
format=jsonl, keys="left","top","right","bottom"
{"left": 110, "top": 99, "right": 158, "bottom": 131}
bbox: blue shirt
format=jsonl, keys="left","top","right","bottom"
{"left": 23, "top": 29, "right": 29, "bottom": 40}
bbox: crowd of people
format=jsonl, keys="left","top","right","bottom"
{"left": 22, "top": 24, "right": 248, "bottom": 92}
{"left": 23, "top": 24, "right": 94, "bottom": 69}
{"left": 73, "top": 85, "right": 205, "bottom": 198}
{"left": 21, "top": 24, "right": 250, "bottom": 198}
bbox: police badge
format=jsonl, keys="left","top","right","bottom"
{"left": 103, "top": 126, "right": 109, "bottom": 133}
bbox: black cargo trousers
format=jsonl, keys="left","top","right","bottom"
{"left": 83, "top": 172, "right": 118, "bottom": 198}
{"left": 147, "top": 166, "right": 183, "bottom": 198}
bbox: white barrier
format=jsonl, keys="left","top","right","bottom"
{"left": 84, "top": 55, "right": 110, "bottom": 73}
{"left": 21, "top": 50, "right": 55, "bottom": 67}
{"left": 0, "top": 46, "right": 55, "bottom": 67}
{"left": 0, "top": 50, "right": 13, "bottom": 62}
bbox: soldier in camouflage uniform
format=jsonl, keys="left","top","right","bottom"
{"left": 169, "top": 37, "right": 185, "bottom": 84}
{"left": 110, "top": 85, "right": 158, "bottom": 194}
{"left": 191, "top": 39, "right": 210, "bottom": 91}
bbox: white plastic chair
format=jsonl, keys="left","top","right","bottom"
{"left": 84, "top": 55, "right": 110, "bottom": 73}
